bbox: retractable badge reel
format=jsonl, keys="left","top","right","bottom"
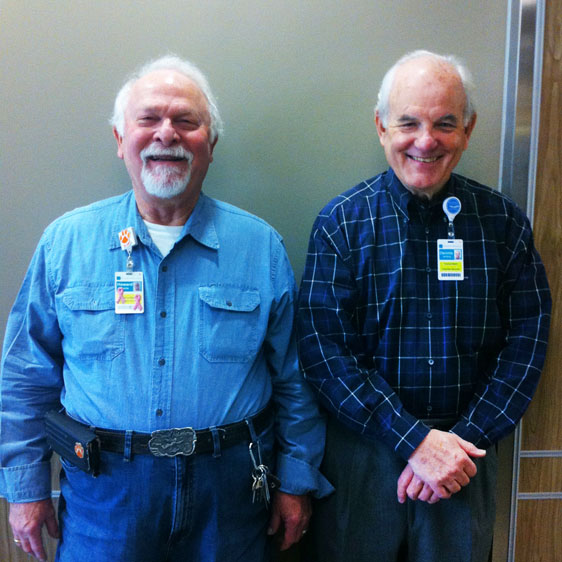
{"left": 437, "top": 197, "right": 464, "bottom": 281}
{"left": 115, "top": 227, "right": 145, "bottom": 314}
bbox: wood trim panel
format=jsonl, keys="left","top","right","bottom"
{"left": 514, "top": 1, "right": 562, "bottom": 561}
{"left": 519, "top": 457, "right": 562, "bottom": 493}
{"left": 515, "top": 500, "right": 562, "bottom": 562}
{"left": 520, "top": 0, "right": 562, "bottom": 454}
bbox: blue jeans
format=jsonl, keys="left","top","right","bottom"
{"left": 56, "top": 422, "right": 274, "bottom": 561}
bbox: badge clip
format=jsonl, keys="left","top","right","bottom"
{"left": 443, "top": 197, "right": 461, "bottom": 239}
{"left": 119, "top": 227, "right": 137, "bottom": 271}
{"left": 115, "top": 227, "right": 144, "bottom": 313}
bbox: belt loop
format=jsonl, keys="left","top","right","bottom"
{"left": 123, "top": 430, "right": 133, "bottom": 462}
{"left": 210, "top": 426, "right": 222, "bottom": 458}
{"left": 245, "top": 416, "right": 260, "bottom": 445}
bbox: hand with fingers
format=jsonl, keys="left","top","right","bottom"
{"left": 268, "top": 491, "right": 311, "bottom": 551}
{"left": 397, "top": 464, "right": 441, "bottom": 504}
{"left": 397, "top": 429, "right": 486, "bottom": 504}
{"left": 9, "top": 499, "right": 60, "bottom": 561}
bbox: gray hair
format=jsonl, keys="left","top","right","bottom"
{"left": 110, "top": 55, "right": 223, "bottom": 143}
{"left": 375, "top": 50, "right": 476, "bottom": 127}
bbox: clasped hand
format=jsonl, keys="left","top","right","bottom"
{"left": 397, "top": 429, "right": 486, "bottom": 504}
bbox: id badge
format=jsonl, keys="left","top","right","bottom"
{"left": 437, "top": 239, "right": 464, "bottom": 281}
{"left": 115, "top": 271, "right": 144, "bottom": 314}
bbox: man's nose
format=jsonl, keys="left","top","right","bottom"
{"left": 414, "top": 127, "right": 438, "bottom": 151}
{"left": 154, "top": 119, "right": 179, "bottom": 145}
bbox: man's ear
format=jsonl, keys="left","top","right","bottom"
{"left": 208, "top": 136, "right": 218, "bottom": 163}
{"left": 113, "top": 127, "right": 124, "bottom": 159}
{"left": 374, "top": 111, "right": 387, "bottom": 146}
{"left": 463, "top": 113, "right": 477, "bottom": 148}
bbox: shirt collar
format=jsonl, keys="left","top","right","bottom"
{"left": 384, "top": 167, "right": 457, "bottom": 217}
{"left": 108, "top": 191, "right": 147, "bottom": 251}
{"left": 179, "top": 193, "right": 219, "bottom": 250}
{"left": 384, "top": 168, "right": 413, "bottom": 218}
{"left": 108, "top": 191, "right": 219, "bottom": 252}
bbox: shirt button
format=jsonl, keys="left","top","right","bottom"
{"left": 425, "top": 227, "right": 430, "bottom": 235}
{"left": 403, "top": 218, "right": 408, "bottom": 224}
{"left": 426, "top": 267, "right": 431, "bottom": 273}
{"left": 226, "top": 301, "right": 232, "bottom": 307}
{"left": 426, "top": 312, "right": 432, "bottom": 319}
{"left": 158, "top": 358, "right": 166, "bottom": 366}
{"left": 428, "top": 359, "right": 434, "bottom": 366}
{"left": 427, "top": 405, "right": 433, "bottom": 412}
{"left": 160, "top": 311, "right": 167, "bottom": 318}
{"left": 156, "top": 409, "right": 163, "bottom": 417}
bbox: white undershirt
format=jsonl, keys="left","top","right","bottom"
{"left": 143, "top": 220, "right": 183, "bottom": 257}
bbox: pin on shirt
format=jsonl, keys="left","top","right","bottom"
{"left": 119, "top": 227, "right": 137, "bottom": 271}
{"left": 115, "top": 227, "right": 145, "bottom": 314}
{"left": 443, "top": 196, "right": 461, "bottom": 226}
{"left": 438, "top": 197, "right": 464, "bottom": 281}
{"left": 118, "top": 227, "right": 137, "bottom": 251}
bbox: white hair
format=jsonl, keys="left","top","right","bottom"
{"left": 110, "top": 55, "right": 223, "bottom": 143}
{"left": 375, "top": 49, "right": 476, "bottom": 127}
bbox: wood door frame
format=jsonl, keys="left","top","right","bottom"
{"left": 495, "top": 1, "right": 561, "bottom": 560}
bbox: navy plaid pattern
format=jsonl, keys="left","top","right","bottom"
{"left": 297, "top": 169, "right": 551, "bottom": 460}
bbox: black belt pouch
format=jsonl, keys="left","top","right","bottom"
{"left": 45, "top": 410, "right": 100, "bottom": 476}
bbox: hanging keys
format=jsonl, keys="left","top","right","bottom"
{"left": 249, "top": 442, "right": 280, "bottom": 508}
{"left": 252, "top": 465, "right": 271, "bottom": 505}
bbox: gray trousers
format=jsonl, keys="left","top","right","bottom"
{"left": 307, "top": 418, "right": 497, "bottom": 562}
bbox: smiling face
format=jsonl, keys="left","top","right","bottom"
{"left": 114, "top": 69, "right": 216, "bottom": 212}
{"left": 375, "top": 57, "right": 476, "bottom": 199}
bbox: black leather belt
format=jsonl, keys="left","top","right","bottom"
{"left": 88, "top": 404, "right": 273, "bottom": 458}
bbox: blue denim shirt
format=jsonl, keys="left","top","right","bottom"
{"left": 1, "top": 191, "right": 332, "bottom": 502}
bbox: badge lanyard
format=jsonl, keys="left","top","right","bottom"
{"left": 115, "top": 227, "right": 145, "bottom": 314}
{"left": 437, "top": 197, "right": 464, "bottom": 281}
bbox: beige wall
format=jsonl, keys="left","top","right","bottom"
{"left": 0, "top": 1, "right": 509, "bottom": 560}
{"left": 0, "top": 0, "right": 507, "bottom": 345}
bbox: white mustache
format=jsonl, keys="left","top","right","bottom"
{"left": 140, "top": 144, "right": 193, "bottom": 164}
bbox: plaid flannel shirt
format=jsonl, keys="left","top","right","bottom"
{"left": 297, "top": 168, "right": 551, "bottom": 460}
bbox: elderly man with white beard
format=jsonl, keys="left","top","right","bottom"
{"left": 0, "top": 55, "right": 332, "bottom": 562}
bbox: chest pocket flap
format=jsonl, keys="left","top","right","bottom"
{"left": 198, "top": 286, "right": 260, "bottom": 312}
{"left": 60, "top": 286, "right": 124, "bottom": 360}
{"left": 198, "top": 285, "right": 261, "bottom": 362}
{"left": 62, "top": 286, "right": 116, "bottom": 311}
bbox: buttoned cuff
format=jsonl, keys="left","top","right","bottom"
{"left": 0, "top": 461, "right": 52, "bottom": 503}
{"left": 276, "top": 453, "right": 334, "bottom": 498}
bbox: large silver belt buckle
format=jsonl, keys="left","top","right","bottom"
{"left": 148, "top": 427, "right": 197, "bottom": 457}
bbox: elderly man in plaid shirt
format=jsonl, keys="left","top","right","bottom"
{"left": 297, "top": 50, "right": 551, "bottom": 562}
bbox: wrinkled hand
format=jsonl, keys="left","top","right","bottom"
{"left": 268, "top": 491, "right": 311, "bottom": 551}
{"left": 9, "top": 499, "right": 59, "bottom": 561}
{"left": 403, "top": 430, "right": 486, "bottom": 500}
{"left": 397, "top": 464, "right": 441, "bottom": 504}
